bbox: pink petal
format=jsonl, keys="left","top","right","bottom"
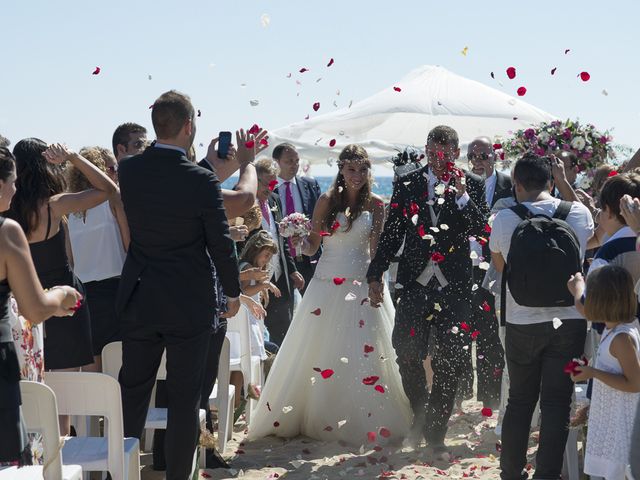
{"left": 311, "top": 308, "right": 321, "bottom": 316}
{"left": 362, "top": 376, "right": 380, "bottom": 385}
{"left": 367, "top": 431, "right": 377, "bottom": 442}
{"left": 379, "top": 427, "right": 391, "bottom": 438}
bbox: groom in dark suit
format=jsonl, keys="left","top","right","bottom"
{"left": 273, "top": 143, "right": 321, "bottom": 293}
{"left": 117, "top": 90, "right": 241, "bottom": 479}
{"left": 367, "top": 125, "right": 488, "bottom": 454}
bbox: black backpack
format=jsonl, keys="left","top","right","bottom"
{"left": 500, "top": 201, "right": 582, "bottom": 325}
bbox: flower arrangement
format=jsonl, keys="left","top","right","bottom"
{"left": 278, "top": 212, "right": 312, "bottom": 238}
{"left": 495, "top": 119, "right": 615, "bottom": 170}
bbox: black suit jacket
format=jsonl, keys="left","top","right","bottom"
{"left": 117, "top": 146, "right": 240, "bottom": 330}
{"left": 490, "top": 171, "right": 513, "bottom": 208}
{"left": 367, "top": 166, "right": 488, "bottom": 292}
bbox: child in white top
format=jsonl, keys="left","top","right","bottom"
{"left": 569, "top": 265, "right": 640, "bottom": 480}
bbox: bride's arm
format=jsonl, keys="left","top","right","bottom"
{"left": 369, "top": 194, "right": 386, "bottom": 259}
{"left": 298, "top": 194, "right": 331, "bottom": 257}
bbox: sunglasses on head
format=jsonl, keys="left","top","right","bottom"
{"left": 106, "top": 165, "right": 118, "bottom": 173}
{"left": 467, "top": 152, "right": 492, "bottom": 161}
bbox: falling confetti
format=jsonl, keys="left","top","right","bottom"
{"left": 579, "top": 71, "right": 591, "bottom": 82}
{"left": 340, "top": 357, "right": 349, "bottom": 364}
{"left": 551, "top": 67, "right": 557, "bottom": 75}
{"left": 260, "top": 13, "right": 271, "bottom": 27}
{"left": 367, "top": 432, "right": 377, "bottom": 443}
{"left": 311, "top": 308, "right": 321, "bottom": 316}
{"left": 320, "top": 369, "right": 334, "bottom": 379}
{"left": 197, "top": 109, "right": 201, "bottom": 117}
{"left": 461, "top": 46, "right": 469, "bottom": 56}
{"left": 517, "top": 86, "right": 527, "bottom": 96}
{"left": 552, "top": 317, "right": 563, "bottom": 329}
{"left": 602, "top": 89, "right": 609, "bottom": 96}
{"left": 337, "top": 419, "right": 347, "bottom": 428}
{"left": 345, "top": 292, "right": 357, "bottom": 301}
{"left": 564, "top": 48, "right": 571, "bottom": 54}
{"left": 327, "top": 58, "right": 335, "bottom": 67}
{"left": 245, "top": 140, "right": 255, "bottom": 149}
{"left": 506, "top": 67, "right": 516, "bottom": 79}
{"left": 148, "top": 74, "right": 152, "bottom": 80}
{"left": 249, "top": 100, "right": 259, "bottom": 107}
{"left": 333, "top": 277, "right": 346, "bottom": 285}
{"left": 282, "top": 406, "right": 293, "bottom": 414}
{"left": 313, "top": 102, "right": 320, "bottom": 111}
{"left": 364, "top": 344, "right": 374, "bottom": 354}
{"left": 490, "top": 72, "right": 495, "bottom": 79}
{"left": 299, "top": 67, "right": 309, "bottom": 73}
{"left": 362, "top": 376, "right": 379, "bottom": 385}
{"left": 393, "top": 86, "right": 402, "bottom": 92}
{"left": 348, "top": 100, "right": 353, "bottom": 108}
{"left": 374, "top": 385, "right": 385, "bottom": 393}
{"left": 481, "top": 407, "right": 493, "bottom": 417}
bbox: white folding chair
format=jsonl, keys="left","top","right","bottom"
{"left": 226, "top": 307, "right": 263, "bottom": 424}
{"left": 0, "top": 381, "right": 83, "bottom": 480}
{"left": 101, "top": 341, "right": 207, "bottom": 467}
{"left": 562, "top": 384, "right": 588, "bottom": 480}
{"left": 44, "top": 372, "right": 140, "bottom": 480}
{"left": 208, "top": 336, "right": 235, "bottom": 453}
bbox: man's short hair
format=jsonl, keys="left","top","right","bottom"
{"left": 150, "top": 90, "right": 195, "bottom": 139}
{"left": 272, "top": 143, "right": 296, "bottom": 161}
{"left": 112, "top": 122, "right": 147, "bottom": 157}
{"left": 513, "top": 153, "right": 552, "bottom": 191}
{"left": 427, "top": 125, "right": 459, "bottom": 149}
{"left": 599, "top": 172, "right": 640, "bottom": 224}
{"left": 0, "top": 134, "right": 10, "bottom": 148}
{"left": 255, "top": 157, "right": 280, "bottom": 177}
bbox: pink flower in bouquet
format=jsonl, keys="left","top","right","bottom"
{"left": 534, "top": 147, "right": 545, "bottom": 156}
{"left": 524, "top": 128, "right": 536, "bottom": 140}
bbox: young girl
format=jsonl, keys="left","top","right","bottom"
{"left": 570, "top": 265, "right": 640, "bottom": 480}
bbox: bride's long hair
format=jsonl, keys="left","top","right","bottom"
{"left": 324, "top": 144, "right": 372, "bottom": 232}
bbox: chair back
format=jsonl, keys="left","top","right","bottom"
{"left": 226, "top": 307, "right": 253, "bottom": 390}
{"left": 101, "top": 341, "right": 123, "bottom": 380}
{"left": 45, "top": 372, "right": 126, "bottom": 478}
{"left": 19, "top": 381, "right": 64, "bottom": 480}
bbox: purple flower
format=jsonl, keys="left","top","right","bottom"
{"left": 563, "top": 129, "right": 572, "bottom": 140}
{"left": 534, "top": 147, "right": 545, "bottom": 156}
{"left": 562, "top": 143, "right": 571, "bottom": 151}
{"left": 524, "top": 128, "right": 536, "bottom": 139}
{"left": 600, "top": 136, "right": 609, "bottom": 144}
{"left": 549, "top": 140, "right": 557, "bottom": 149}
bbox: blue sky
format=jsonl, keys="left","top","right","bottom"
{"left": 2, "top": 0, "right": 638, "bottom": 167}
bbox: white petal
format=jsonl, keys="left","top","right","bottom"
{"left": 282, "top": 405, "right": 293, "bottom": 414}
{"left": 340, "top": 357, "right": 349, "bottom": 364}
{"left": 338, "top": 420, "right": 347, "bottom": 428}
{"left": 434, "top": 303, "right": 442, "bottom": 312}
{"left": 345, "top": 292, "right": 357, "bottom": 301}
{"left": 472, "top": 283, "right": 479, "bottom": 291}
{"left": 440, "top": 224, "right": 449, "bottom": 230}
{"left": 470, "top": 251, "right": 479, "bottom": 260}
{"left": 479, "top": 261, "right": 490, "bottom": 271}
{"left": 451, "top": 326, "right": 459, "bottom": 334}
{"left": 437, "top": 197, "right": 445, "bottom": 205}
{"left": 411, "top": 214, "right": 419, "bottom": 225}
{"left": 552, "top": 318, "right": 563, "bottom": 329}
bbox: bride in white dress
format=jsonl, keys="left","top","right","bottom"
{"left": 248, "top": 144, "right": 412, "bottom": 445}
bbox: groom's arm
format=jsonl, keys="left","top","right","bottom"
{"left": 459, "top": 174, "right": 489, "bottom": 238}
{"left": 366, "top": 181, "right": 407, "bottom": 283}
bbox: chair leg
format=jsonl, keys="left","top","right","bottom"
{"left": 143, "top": 428, "right": 153, "bottom": 452}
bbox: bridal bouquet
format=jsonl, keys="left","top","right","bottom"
{"left": 278, "top": 212, "right": 311, "bottom": 238}
{"left": 495, "top": 119, "right": 615, "bottom": 170}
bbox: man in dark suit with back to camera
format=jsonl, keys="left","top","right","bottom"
{"left": 117, "top": 90, "right": 241, "bottom": 480}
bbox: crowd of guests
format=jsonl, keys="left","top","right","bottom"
{"left": 1, "top": 91, "right": 640, "bottom": 480}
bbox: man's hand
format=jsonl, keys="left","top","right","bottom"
{"left": 567, "top": 272, "right": 585, "bottom": 298}
{"left": 454, "top": 173, "right": 466, "bottom": 199}
{"left": 368, "top": 280, "right": 384, "bottom": 308}
{"left": 290, "top": 271, "right": 305, "bottom": 291}
{"left": 620, "top": 194, "right": 640, "bottom": 234}
{"left": 205, "top": 137, "right": 237, "bottom": 165}
{"left": 241, "top": 267, "right": 270, "bottom": 283}
{"left": 43, "top": 143, "right": 73, "bottom": 164}
{"left": 221, "top": 297, "right": 240, "bottom": 318}
{"left": 550, "top": 155, "right": 567, "bottom": 183}
{"left": 229, "top": 225, "right": 249, "bottom": 242}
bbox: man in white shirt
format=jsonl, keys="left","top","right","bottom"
{"left": 272, "top": 143, "right": 321, "bottom": 293}
{"left": 490, "top": 153, "right": 593, "bottom": 480}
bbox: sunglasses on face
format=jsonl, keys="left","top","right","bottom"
{"left": 467, "top": 152, "right": 493, "bottom": 162}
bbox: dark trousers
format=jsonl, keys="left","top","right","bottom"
{"left": 392, "top": 282, "right": 472, "bottom": 446}
{"left": 119, "top": 319, "right": 211, "bottom": 480}
{"left": 153, "top": 326, "right": 228, "bottom": 467}
{"left": 265, "top": 273, "right": 294, "bottom": 346}
{"left": 500, "top": 319, "right": 586, "bottom": 480}
{"left": 459, "top": 283, "right": 505, "bottom": 407}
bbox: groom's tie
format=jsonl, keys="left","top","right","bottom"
{"left": 284, "top": 181, "right": 297, "bottom": 257}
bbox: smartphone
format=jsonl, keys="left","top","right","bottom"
{"left": 217, "top": 131, "right": 232, "bottom": 159}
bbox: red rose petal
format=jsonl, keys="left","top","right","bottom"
{"left": 393, "top": 86, "right": 402, "bottom": 92}
{"left": 268, "top": 179, "right": 278, "bottom": 191}
{"left": 492, "top": 143, "right": 502, "bottom": 150}
{"left": 374, "top": 385, "right": 385, "bottom": 393}
{"left": 551, "top": 67, "right": 557, "bottom": 75}
{"left": 311, "top": 308, "right": 321, "bottom": 316}
{"left": 248, "top": 123, "right": 260, "bottom": 135}
{"left": 331, "top": 220, "right": 341, "bottom": 231}
{"left": 481, "top": 301, "right": 491, "bottom": 312}
{"left": 235, "top": 449, "right": 245, "bottom": 454}
{"left": 312, "top": 102, "right": 320, "bottom": 112}
{"left": 92, "top": 66, "right": 101, "bottom": 75}
{"left": 409, "top": 202, "right": 419, "bottom": 216}
{"left": 201, "top": 473, "right": 212, "bottom": 479}
{"left": 390, "top": 202, "right": 399, "bottom": 209}
{"left": 409, "top": 327, "right": 415, "bottom": 337}
{"left": 312, "top": 367, "right": 322, "bottom": 372}
{"left": 379, "top": 427, "right": 391, "bottom": 438}
{"left": 362, "top": 376, "right": 380, "bottom": 386}
{"left": 364, "top": 344, "right": 375, "bottom": 354}
{"left": 517, "top": 86, "right": 527, "bottom": 96}
{"left": 471, "top": 330, "right": 480, "bottom": 340}
{"left": 329, "top": 139, "right": 336, "bottom": 147}
{"left": 245, "top": 140, "right": 255, "bottom": 149}
{"left": 327, "top": 58, "right": 334, "bottom": 67}
{"left": 273, "top": 421, "right": 280, "bottom": 427}
{"left": 460, "top": 322, "right": 471, "bottom": 332}
{"left": 260, "top": 138, "right": 269, "bottom": 147}
{"left": 496, "top": 442, "right": 502, "bottom": 452}
{"left": 302, "top": 448, "right": 311, "bottom": 454}
{"left": 579, "top": 71, "right": 591, "bottom": 82}
{"left": 506, "top": 66, "right": 516, "bottom": 79}
{"left": 417, "top": 224, "right": 426, "bottom": 238}
{"left": 321, "top": 369, "right": 334, "bottom": 379}
{"left": 324, "top": 426, "right": 333, "bottom": 431}
{"left": 359, "top": 319, "right": 365, "bottom": 327}
{"left": 431, "top": 252, "right": 445, "bottom": 264}
{"left": 608, "top": 170, "right": 618, "bottom": 177}
{"left": 367, "top": 431, "right": 377, "bottom": 442}
{"left": 299, "top": 67, "right": 309, "bottom": 73}
{"left": 481, "top": 407, "right": 493, "bottom": 417}
{"left": 333, "top": 277, "right": 346, "bottom": 285}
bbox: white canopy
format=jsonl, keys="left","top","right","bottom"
{"left": 268, "top": 65, "right": 557, "bottom": 166}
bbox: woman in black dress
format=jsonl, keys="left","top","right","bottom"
{"left": 6, "top": 139, "right": 116, "bottom": 434}
{"left": 0, "top": 146, "right": 81, "bottom": 465}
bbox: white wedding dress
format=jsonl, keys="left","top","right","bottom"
{"left": 248, "top": 211, "right": 412, "bottom": 445}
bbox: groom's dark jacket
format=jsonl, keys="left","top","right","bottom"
{"left": 367, "top": 165, "right": 489, "bottom": 293}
